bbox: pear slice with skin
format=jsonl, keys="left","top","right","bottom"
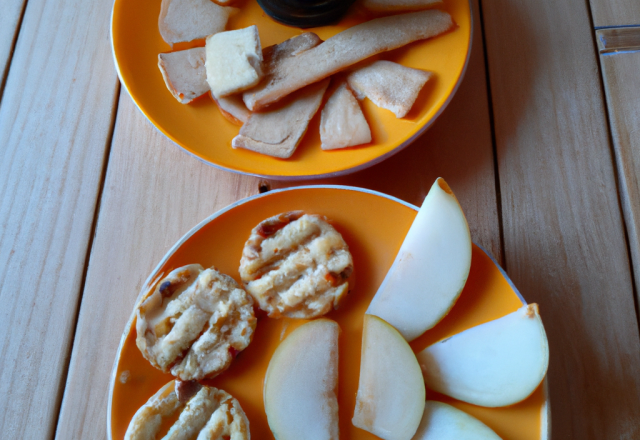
{"left": 418, "top": 304, "right": 549, "bottom": 407}
{"left": 264, "top": 319, "right": 340, "bottom": 440}
{"left": 412, "top": 401, "right": 503, "bottom": 440}
{"left": 367, "top": 178, "right": 472, "bottom": 341}
{"left": 353, "top": 315, "right": 425, "bottom": 440}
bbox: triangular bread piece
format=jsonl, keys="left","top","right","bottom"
{"left": 232, "top": 80, "right": 330, "bottom": 159}
{"left": 361, "top": 0, "right": 442, "bottom": 12}
{"left": 159, "top": 0, "right": 234, "bottom": 46}
{"left": 320, "top": 83, "right": 371, "bottom": 150}
{"left": 347, "top": 60, "right": 432, "bottom": 118}
{"left": 212, "top": 94, "right": 250, "bottom": 125}
{"left": 158, "top": 47, "right": 208, "bottom": 104}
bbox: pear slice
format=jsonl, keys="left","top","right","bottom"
{"left": 417, "top": 304, "right": 549, "bottom": 407}
{"left": 412, "top": 401, "right": 502, "bottom": 440}
{"left": 264, "top": 319, "right": 340, "bottom": 440}
{"left": 367, "top": 178, "right": 471, "bottom": 341}
{"left": 353, "top": 315, "right": 425, "bottom": 440}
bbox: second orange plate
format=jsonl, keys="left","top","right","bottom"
{"left": 111, "top": 0, "right": 472, "bottom": 178}
{"left": 108, "top": 186, "right": 549, "bottom": 440}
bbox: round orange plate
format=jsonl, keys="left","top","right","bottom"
{"left": 108, "top": 186, "right": 549, "bottom": 440}
{"left": 110, "top": 0, "right": 472, "bottom": 178}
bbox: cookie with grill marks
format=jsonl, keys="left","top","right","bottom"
{"left": 124, "top": 380, "right": 250, "bottom": 440}
{"left": 239, "top": 212, "right": 354, "bottom": 319}
{"left": 136, "top": 265, "right": 256, "bottom": 381}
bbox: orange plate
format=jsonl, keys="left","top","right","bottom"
{"left": 107, "top": 186, "right": 549, "bottom": 440}
{"left": 110, "top": 0, "right": 472, "bottom": 179}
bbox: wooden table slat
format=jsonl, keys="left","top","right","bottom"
{"left": 0, "top": 0, "right": 119, "bottom": 435}
{"left": 598, "top": 44, "right": 640, "bottom": 312}
{"left": 483, "top": 0, "right": 640, "bottom": 438}
{"left": 589, "top": 0, "right": 640, "bottom": 29}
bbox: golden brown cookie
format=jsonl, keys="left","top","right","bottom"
{"left": 239, "top": 212, "right": 354, "bottom": 318}
{"left": 124, "top": 380, "right": 250, "bottom": 440}
{"left": 136, "top": 265, "right": 256, "bottom": 381}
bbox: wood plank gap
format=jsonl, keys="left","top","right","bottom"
{"left": 51, "top": 81, "right": 121, "bottom": 440}
{"left": 597, "top": 26, "right": 640, "bottom": 53}
{"left": 595, "top": 24, "right": 640, "bottom": 30}
{"left": 0, "top": 0, "right": 29, "bottom": 104}
{"left": 477, "top": 0, "right": 506, "bottom": 269}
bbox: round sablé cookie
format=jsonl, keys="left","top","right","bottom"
{"left": 124, "top": 380, "right": 250, "bottom": 440}
{"left": 239, "top": 211, "right": 354, "bottom": 318}
{"left": 136, "top": 265, "right": 256, "bottom": 381}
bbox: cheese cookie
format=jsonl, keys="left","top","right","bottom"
{"left": 124, "top": 380, "right": 250, "bottom": 440}
{"left": 239, "top": 212, "right": 354, "bottom": 318}
{"left": 136, "top": 265, "right": 256, "bottom": 381}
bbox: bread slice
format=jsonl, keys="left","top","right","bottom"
{"left": 242, "top": 10, "right": 453, "bottom": 111}
{"left": 205, "top": 26, "right": 263, "bottom": 98}
{"left": 242, "top": 32, "right": 322, "bottom": 109}
{"left": 361, "top": 0, "right": 442, "bottom": 12}
{"left": 347, "top": 60, "right": 432, "bottom": 118}
{"left": 158, "top": 48, "right": 209, "bottom": 104}
{"left": 213, "top": 94, "right": 251, "bottom": 125}
{"left": 320, "top": 83, "right": 371, "bottom": 150}
{"left": 232, "top": 80, "right": 330, "bottom": 159}
{"left": 158, "top": 0, "right": 234, "bottom": 46}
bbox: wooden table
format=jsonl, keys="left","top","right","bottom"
{"left": 2, "top": 0, "right": 640, "bottom": 438}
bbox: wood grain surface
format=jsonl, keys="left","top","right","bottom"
{"left": 483, "top": 0, "right": 640, "bottom": 438}
{"left": 599, "top": 45, "right": 640, "bottom": 306}
{"left": 0, "top": 0, "right": 25, "bottom": 91}
{"left": 273, "top": 0, "right": 503, "bottom": 264}
{"left": 0, "top": 0, "right": 118, "bottom": 435}
{"left": 589, "top": 0, "right": 640, "bottom": 28}
{"left": 53, "top": 92, "right": 260, "bottom": 440}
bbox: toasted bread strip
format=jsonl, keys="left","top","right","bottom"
{"left": 262, "top": 32, "right": 322, "bottom": 75}
{"left": 158, "top": 48, "right": 209, "bottom": 104}
{"left": 320, "top": 83, "right": 371, "bottom": 150}
{"left": 213, "top": 94, "right": 251, "bottom": 125}
{"left": 361, "top": 0, "right": 442, "bottom": 12}
{"left": 242, "top": 10, "right": 453, "bottom": 111}
{"left": 347, "top": 60, "right": 432, "bottom": 118}
{"left": 233, "top": 80, "right": 330, "bottom": 159}
{"left": 159, "top": 0, "right": 234, "bottom": 46}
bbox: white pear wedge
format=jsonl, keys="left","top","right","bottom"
{"left": 418, "top": 304, "right": 549, "bottom": 407}
{"left": 366, "top": 178, "right": 471, "bottom": 341}
{"left": 264, "top": 319, "right": 340, "bottom": 440}
{"left": 412, "top": 401, "right": 503, "bottom": 440}
{"left": 353, "top": 315, "right": 425, "bottom": 440}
